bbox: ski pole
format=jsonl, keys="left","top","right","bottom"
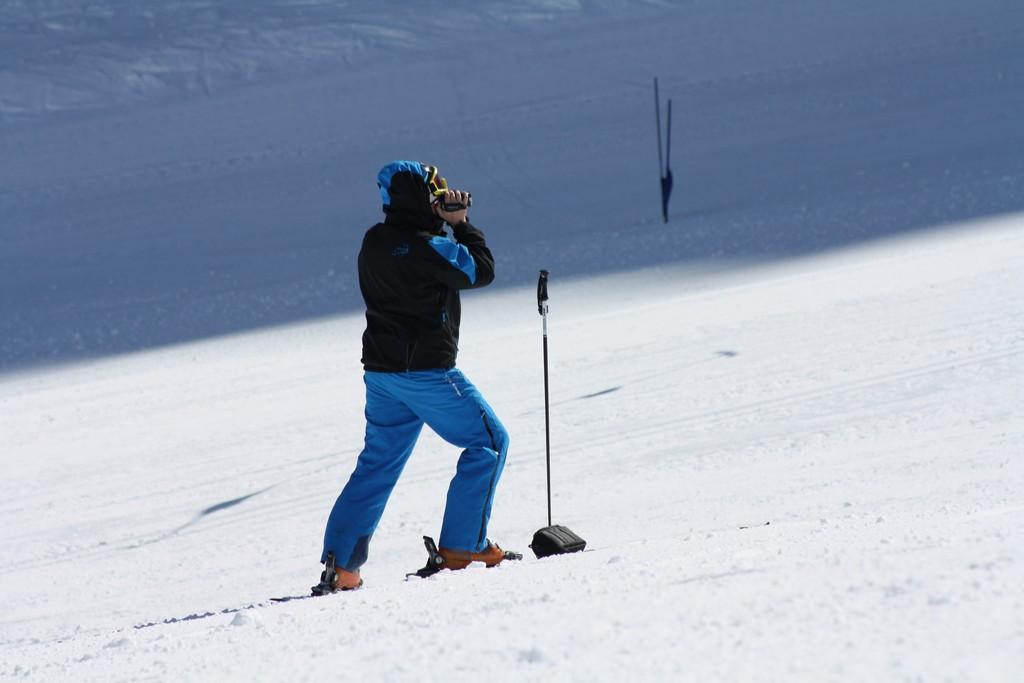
{"left": 529, "top": 270, "right": 587, "bottom": 559}
{"left": 537, "top": 269, "right": 552, "bottom": 528}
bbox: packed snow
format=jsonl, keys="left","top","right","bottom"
{"left": 2, "top": 1, "right": 1023, "bottom": 681}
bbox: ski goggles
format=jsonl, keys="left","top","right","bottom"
{"left": 423, "top": 165, "right": 448, "bottom": 197}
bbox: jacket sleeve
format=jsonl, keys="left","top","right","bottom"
{"left": 421, "top": 220, "right": 496, "bottom": 290}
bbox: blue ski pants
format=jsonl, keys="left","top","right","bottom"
{"left": 322, "top": 369, "right": 509, "bottom": 571}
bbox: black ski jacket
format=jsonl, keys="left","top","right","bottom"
{"left": 358, "top": 215, "right": 495, "bottom": 372}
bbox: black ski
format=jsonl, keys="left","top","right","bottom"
{"left": 136, "top": 597, "right": 303, "bottom": 629}
{"left": 269, "top": 594, "right": 318, "bottom": 603}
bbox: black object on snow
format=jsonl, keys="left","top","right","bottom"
{"left": 654, "top": 76, "right": 674, "bottom": 223}
{"left": 530, "top": 525, "right": 587, "bottom": 559}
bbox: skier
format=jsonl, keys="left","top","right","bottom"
{"left": 314, "top": 161, "right": 512, "bottom": 593}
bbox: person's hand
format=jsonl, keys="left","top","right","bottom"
{"left": 434, "top": 189, "right": 470, "bottom": 226}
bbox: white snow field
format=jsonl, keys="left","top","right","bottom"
{"left": 2, "top": 1, "right": 1023, "bottom": 681}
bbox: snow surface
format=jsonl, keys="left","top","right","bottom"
{"left": 2, "top": 1, "right": 1023, "bottom": 681}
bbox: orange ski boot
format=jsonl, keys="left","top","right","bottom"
{"left": 439, "top": 542, "right": 509, "bottom": 569}
{"left": 408, "top": 537, "right": 523, "bottom": 579}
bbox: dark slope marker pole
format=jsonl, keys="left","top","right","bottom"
{"left": 654, "top": 77, "right": 674, "bottom": 223}
{"left": 530, "top": 270, "right": 587, "bottom": 559}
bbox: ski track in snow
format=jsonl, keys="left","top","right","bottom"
{"left": 1, "top": 0, "right": 1024, "bottom": 680}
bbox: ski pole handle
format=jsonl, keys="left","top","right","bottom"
{"left": 537, "top": 270, "right": 549, "bottom": 316}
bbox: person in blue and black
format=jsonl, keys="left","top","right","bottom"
{"left": 314, "top": 161, "right": 513, "bottom": 593}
